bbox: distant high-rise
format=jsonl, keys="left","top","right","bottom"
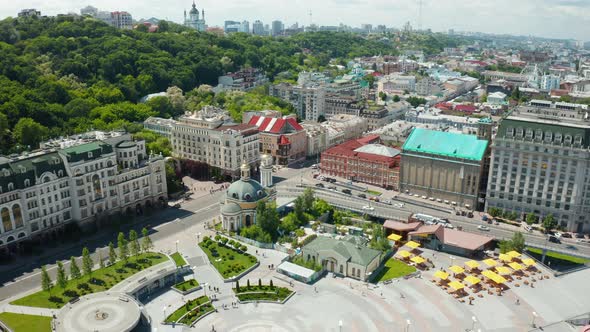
{"left": 111, "top": 11, "right": 133, "bottom": 30}
{"left": 224, "top": 20, "right": 241, "bottom": 33}
{"left": 240, "top": 20, "right": 250, "bottom": 33}
{"left": 252, "top": 20, "right": 265, "bottom": 35}
{"left": 184, "top": 1, "right": 206, "bottom": 31}
{"left": 80, "top": 5, "right": 98, "bottom": 17}
{"left": 17, "top": 9, "right": 41, "bottom": 18}
{"left": 271, "top": 20, "right": 284, "bottom": 36}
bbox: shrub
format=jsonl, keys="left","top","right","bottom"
{"left": 247, "top": 279, "right": 250, "bottom": 289}
{"left": 214, "top": 235, "right": 220, "bottom": 241}
{"left": 270, "top": 279, "right": 274, "bottom": 289}
{"left": 77, "top": 283, "right": 90, "bottom": 291}
{"left": 240, "top": 245, "right": 247, "bottom": 252}
{"left": 203, "top": 236, "right": 211, "bottom": 242}
{"left": 258, "top": 278, "right": 262, "bottom": 287}
{"left": 49, "top": 296, "right": 64, "bottom": 303}
{"left": 63, "top": 290, "right": 78, "bottom": 298}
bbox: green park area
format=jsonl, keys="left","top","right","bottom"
{"left": 233, "top": 280, "right": 294, "bottom": 302}
{"left": 0, "top": 312, "right": 52, "bottom": 332}
{"left": 373, "top": 258, "right": 417, "bottom": 282}
{"left": 165, "top": 295, "right": 213, "bottom": 325}
{"left": 11, "top": 252, "right": 166, "bottom": 309}
{"left": 173, "top": 278, "right": 200, "bottom": 292}
{"left": 527, "top": 248, "right": 590, "bottom": 268}
{"left": 367, "top": 190, "right": 382, "bottom": 196}
{"left": 171, "top": 252, "right": 188, "bottom": 267}
{"left": 199, "top": 236, "right": 257, "bottom": 279}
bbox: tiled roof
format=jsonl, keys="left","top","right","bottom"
{"left": 248, "top": 115, "right": 304, "bottom": 134}
{"left": 383, "top": 221, "right": 421, "bottom": 231}
{"left": 302, "top": 236, "right": 381, "bottom": 267}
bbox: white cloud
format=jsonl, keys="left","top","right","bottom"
{"left": 1, "top": 0, "right": 588, "bottom": 40}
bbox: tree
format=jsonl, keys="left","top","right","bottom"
{"left": 393, "top": 95, "right": 400, "bottom": 102}
{"left": 526, "top": 213, "right": 537, "bottom": 225}
{"left": 12, "top": 118, "right": 49, "bottom": 149}
{"left": 511, "top": 232, "right": 525, "bottom": 253}
{"left": 129, "top": 230, "right": 140, "bottom": 257}
{"left": 41, "top": 265, "right": 52, "bottom": 295}
{"left": 302, "top": 188, "right": 315, "bottom": 212}
{"left": 258, "top": 278, "right": 262, "bottom": 287}
{"left": 498, "top": 240, "right": 511, "bottom": 254}
{"left": 270, "top": 279, "right": 274, "bottom": 289}
{"left": 118, "top": 232, "right": 129, "bottom": 264}
{"left": 256, "top": 201, "right": 280, "bottom": 240}
{"left": 98, "top": 251, "right": 105, "bottom": 269}
{"left": 108, "top": 242, "right": 117, "bottom": 265}
{"left": 82, "top": 247, "right": 93, "bottom": 276}
{"left": 236, "top": 280, "right": 240, "bottom": 292}
{"left": 293, "top": 196, "right": 307, "bottom": 225}
{"left": 379, "top": 91, "right": 387, "bottom": 101}
{"left": 141, "top": 228, "right": 153, "bottom": 252}
{"left": 56, "top": 261, "right": 67, "bottom": 289}
{"left": 510, "top": 87, "right": 521, "bottom": 100}
{"left": 542, "top": 214, "right": 557, "bottom": 233}
{"left": 488, "top": 207, "right": 501, "bottom": 218}
{"left": 70, "top": 256, "right": 81, "bottom": 280}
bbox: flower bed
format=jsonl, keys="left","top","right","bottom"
{"left": 179, "top": 302, "right": 215, "bottom": 326}
{"left": 233, "top": 283, "right": 294, "bottom": 303}
{"left": 199, "top": 237, "right": 257, "bottom": 279}
{"left": 172, "top": 278, "right": 200, "bottom": 293}
{"left": 164, "top": 295, "right": 211, "bottom": 324}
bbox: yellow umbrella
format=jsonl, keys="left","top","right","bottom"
{"left": 507, "top": 250, "right": 521, "bottom": 258}
{"left": 465, "top": 260, "right": 480, "bottom": 269}
{"left": 483, "top": 258, "right": 498, "bottom": 267}
{"left": 493, "top": 274, "right": 507, "bottom": 284}
{"left": 464, "top": 275, "right": 481, "bottom": 286}
{"left": 508, "top": 262, "right": 524, "bottom": 271}
{"left": 499, "top": 254, "right": 512, "bottom": 262}
{"left": 406, "top": 241, "right": 421, "bottom": 249}
{"left": 522, "top": 258, "right": 536, "bottom": 267}
{"left": 482, "top": 270, "right": 506, "bottom": 284}
{"left": 496, "top": 266, "right": 512, "bottom": 275}
{"left": 387, "top": 233, "right": 402, "bottom": 241}
{"left": 434, "top": 270, "right": 449, "bottom": 280}
{"left": 481, "top": 269, "right": 497, "bottom": 279}
{"left": 448, "top": 280, "right": 465, "bottom": 291}
{"left": 398, "top": 250, "right": 412, "bottom": 258}
{"left": 411, "top": 256, "right": 426, "bottom": 264}
{"left": 449, "top": 265, "right": 465, "bottom": 274}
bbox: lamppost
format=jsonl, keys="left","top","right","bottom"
{"left": 405, "top": 319, "right": 412, "bottom": 332}
{"left": 338, "top": 320, "right": 343, "bottom": 332}
{"left": 162, "top": 306, "right": 167, "bottom": 322}
{"left": 531, "top": 311, "right": 538, "bottom": 327}
{"left": 449, "top": 255, "right": 455, "bottom": 267}
{"left": 471, "top": 316, "right": 477, "bottom": 331}
{"left": 175, "top": 240, "right": 179, "bottom": 253}
{"left": 192, "top": 266, "right": 197, "bottom": 280}
{"left": 196, "top": 232, "right": 201, "bottom": 244}
{"left": 203, "top": 282, "right": 208, "bottom": 297}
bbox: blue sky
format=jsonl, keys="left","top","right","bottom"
{"left": 1, "top": 0, "right": 589, "bottom": 41}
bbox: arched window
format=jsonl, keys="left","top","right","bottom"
{"left": 339, "top": 265, "right": 343, "bottom": 274}
{"left": 13, "top": 205, "right": 23, "bottom": 229}
{"left": 1, "top": 208, "right": 12, "bottom": 232}
{"left": 7, "top": 183, "right": 14, "bottom": 191}
{"left": 92, "top": 174, "right": 102, "bottom": 196}
{"left": 58, "top": 170, "right": 64, "bottom": 177}
{"left": 357, "top": 269, "right": 361, "bottom": 278}
{"left": 352, "top": 267, "right": 356, "bottom": 276}
{"left": 43, "top": 176, "right": 50, "bottom": 183}
{"left": 24, "top": 179, "right": 30, "bottom": 187}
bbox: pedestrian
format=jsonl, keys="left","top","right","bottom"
{"left": 400, "top": 293, "right": 405, "bottom": 299}
{"left": 516, "top": 299, "right": 520, "bottom": 305}
{"left": 256, "top": 250, "right": 258, "bottom": 255}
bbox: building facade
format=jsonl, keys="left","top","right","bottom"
{"left": 111, "top": 11, "right": 133, "bottom": 29}
{"left": 269, "top": 83, "right": 326, "bottom": 121}
{"left": 0, "top": 132, "right": 167, "bottom": 252}
{"left": 184, "top": 1, "right": 206, "bottom": 31}
{"left": 486, "top": 102, "right": 590, "bottom": 233}
{"left": 400, "top": 128, "right": 489, "bottom": 209}
{"left": 216, "top": 68, "right": 268, "bottom": 92}
{"left": 321, "top": 135, "right": 401, "bottom": 189}
{"left": 247, "top": 115, "right": 307, "bottom": 166}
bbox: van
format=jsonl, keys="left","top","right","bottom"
{"left": 524, "top": 225, "right": 532, "bottom": 233}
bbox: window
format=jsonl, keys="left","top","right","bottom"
{"left": 564, "top": 135, "right": 572, "bottom": 144}
{"left": 544, "top": 131, "right": 552, "bottom": 142}
{"left": 1, "top": 208, "right": 12, "bottom": 232}
{"left": 7, "top": 183, "right": 14, "bottom": 191}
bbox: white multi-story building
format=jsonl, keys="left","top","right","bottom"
{"left": 0, "top": 131, "right": 167, "bottom": 252}
{"left": 110, "top": 11, "right": 133, "bottom": 29}
{"left": 166, "top": 107, "right": 260, "bottom": 177}
{"left": 486, "top": 102, "right": 590, "bottom": 233}
{"left": 416, "top": 77, "right": 442, "bottom": 96}
{"left": 377, "top": 74, "right": 416, "bottom": 95}
{"left": 540, "top": 75, "right": 561, "bottom": 91}
{"left": 269, "top": 83, "right": 326, "bottom": 121}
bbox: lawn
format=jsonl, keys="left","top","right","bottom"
{"left": 367, "top": 190, "right": 382, "bottom": 196}
{"left": 373, "top": 258, "right": 417, "bottom": 282}
{"left": 165, "top": 295, "right": 211, "bottom": 324}
{"left": 11, "top": 252, "right": 167, "bottom": 309}
{"left": 0, "top": 312, "right": 52, "bottom": 332}
{"left": 233, "top": 284, "right": 293, "bottom": 302}
{"left": 199, "top": 239, "right": 257, "bottom": 279}
{"left": 291, "top": 256, "right": 322, "bottom": 272}
{"left": 173, "top": 278, "right": 200, "bottom": 292}
{"left": 171, "top": 252, "right": 187, "bottom": 267}
{"left": 527, "top": 248, "right": 590, "bottom": 267}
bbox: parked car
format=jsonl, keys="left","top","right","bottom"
{"left": 357, "top": 193, "right": 367, "bottom": 199}
{"left": 523, "top": 225, "right": 533, "bottom": 233}
{"left": 477, "top": 225, "right": 490, "bottom": 231}
{"left": 382, "top": 200, "right": 392, "bottom": 205}
{"left": 328, "top": 185, "right": 337, "bottom": 190}
{"left": 173, "top": 203, "right": 181, "bottom": 208}
{"left": 444, "top": 224, "right": 454, "bottom": 229}
{"left": 315, "top": 183, "right": 324, "bottom": 188}
{"left": 561, "top": 233, "right": 572, "bottom": 238}
{"left": 548, "top": 235, "right": 561, "bottom": 244}
{"left": 574, "top": 233, "right": 584, "bottom": 239}
{"left": 342, "top": 189, "right": 352, "bottom": 195}
{"left": 369, "top": 196, "right": 380, "bottom": 202}
{"left": 362, "top": 205, "right": 375, "bottom": 211}
{"left": 482, "top": 215, "right": 488, "bottom": 222}
{"left": 467, "top": 211, "right": 474, "bottom": 218}
{"left": 554, "top": 232, "right": 563, "bottom": 239}
{"left": 313, "top": 174, "right": 319, "bottom": 179}
{"left": 311, "top": 164, "right": 318, "bottom": 169}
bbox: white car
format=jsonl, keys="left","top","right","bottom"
{"left": 362, "top": 205, "right": 375, "bottom": 211}
{"left": 382, "top": 200, "right": 392, "bottom": 205}
{"left": 444, "top": 223, "right": 454, "bottom": 229}
{"left": 554, "top": 232, "right": 563, "bottom": 239}
{"left": 477, "top": 225, "right": 490, "bottom": 231}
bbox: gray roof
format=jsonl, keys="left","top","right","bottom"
{"left": 303, "top": 236, "right": 381, "bottom": 267}
{"left": 221, "top": 202, "right": 242, "bottom": 214}
{"left": 226, "top": 179, "right": 267, "bottom": 202}
{"left": 354, "top": 144, "right": 400, "bottom": 158}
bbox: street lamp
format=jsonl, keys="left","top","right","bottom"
{"left": 338, "top": 320, "right": 343, "bottom": 332}
{"left": 197, "top": 232, "right": 202, "bottom": 243}
{"left": 405, "top": 319, "right": 412, "bottom": 332}
{"left": 531, "top": 311, "right": 538, "bottom": 327}
{"left": 471, "top": 316, "right": 477, "bottom": 331}
{"left": 449, "top": 255, "right": 455, "bottom": 266}
{"left": 192, "top": 266, "right": 197, "bottom": 280}
{"left": 203, "top": 282, "right": 208, "bottom": 297}
{"left": 162, "top": 306, "right": 167, "bottom": 321}
{"left": 175, "top": 240, "right": 179, "bottom": 253}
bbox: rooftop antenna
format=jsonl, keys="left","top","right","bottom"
{"left": 418, "top": 0, "right": 423, "bottom": 31}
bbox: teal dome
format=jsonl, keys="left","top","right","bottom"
{"left": 226, "top": 179, "right": 266, "bottom": 202}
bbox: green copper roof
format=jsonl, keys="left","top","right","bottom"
{"left": 302, "top": 236, "right": 381, "bottom": 267}
{"left": 61, "top": 142, "right": 113, "bottom": 162}
{"left": 403, "top": 128, "right": 488, "bottom": 161}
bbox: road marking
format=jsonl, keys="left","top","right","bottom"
{"left": 194, "top": 203, "right": 219, "bottom": 214}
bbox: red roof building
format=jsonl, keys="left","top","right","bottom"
{"left": 453, "top": 104, "right": 478, "bottom": 114}
{"left": 320, "top": 136, "right": 401, "bottom": 190}
{"left": 248, "top": 115, "right": 306, "bottom": 166}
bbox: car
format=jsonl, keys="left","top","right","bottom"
{"left": 482, "top": 215, "right": 488, "bottom": 221}
{"left": 562, "top": 233, "right": 572, "bottom": 238}
{"left": 382, "top": 200, "right": 392, "bottom": 205}
{"left": 565, "top": 245, "right": 578, "bottom": 250}
{"left": 315, "top": 183, "right": 324, "bottom": 188}
{"left": 313, "top": 174, "right": 319, "bottom": 179}
{"left": 329, "top": 178, "right": 337, "bottom": 183}
{"left": 318, "top": 176, "right": 325, "bottom": 181}
{"left": 342, "top": 189, "right": 352, "bottom": 195}
{"left": 311, "top": 164, "right": 318, "bottom": 169}
{"left": 421, "top": 195, "right": 428, "bottom": 199}
{"left": 494, "top": 219, "right": 499, "bottom": 225}
{"left": 173, "top": 203, "right": 181, "bottom": 208}
{"left": 444, "top": 223, "right": 454, "bottom": 229}
{"left": 362, "top": 205, "right": 375, "bottom": 211}
{"left": 357, "top": 193, "right": 367, "bottom": 199}
{"left": 523, "top": 225, "right": 532, "bottom": 232}
{"left": 467, "top": 211, "right": 474, "bottom": 218}
{"left": 548, "top": 235, "right": 561, "bottom": 244}
{"left": 328, "top": 185, "right": 337, "bottom": 190}
{"left": 484, "top": 250, "right": 495, "bottom": 257}
{"left": 369, "top": 196, "right": 380, "bottom": 202}
{"left": 554, "top": 232, "right": 563, "bottom": 239}
{"left": 574, "top": 233, "right": 584, "bottom": 239}
{"left": 429, "top": 197, "right": 435, "bottom": 201}
{"left": 477, "top": 225, "right": 490, "bottom": 231}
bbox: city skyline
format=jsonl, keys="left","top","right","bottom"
{"left": 2, "top": 0, "right": 590, "bottom": 41}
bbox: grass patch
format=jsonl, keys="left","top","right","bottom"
{"left": 199, "top": 239, "right": 257, "bottom": 279}
{"left": 291, "top": 256, "right": 322, "bottom": 272}
{"left": 11, "top": 252, "right": 166, "bottom": 309}
{"left": 165, "top": 295, "right": 211, "bottom": 323}
{"left": 367, "top": 190, "right": 382, "bottom": 196}
{"left": 233, "top": 284, "right": 293, "bottom": 302}
{"left": 373, "top": 258, "right": 417, "bottom": 282}
{"left": 171, "top": 252, "right": 187, "bottom": 267}
{"left": 0, "top": 312, "right": 52, "bottom": 332}
{"left": 527, "top": 248, "right": 590, "bottom": 267}
{"left": 173, "top": 278, "right": 200, "bottom": 292}
{"left": 178, "top": 302, "right": 214, "bottom": 325}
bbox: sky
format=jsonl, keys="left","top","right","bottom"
{"left": 1, "top": 0, "right": 589, "bottom": 41}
